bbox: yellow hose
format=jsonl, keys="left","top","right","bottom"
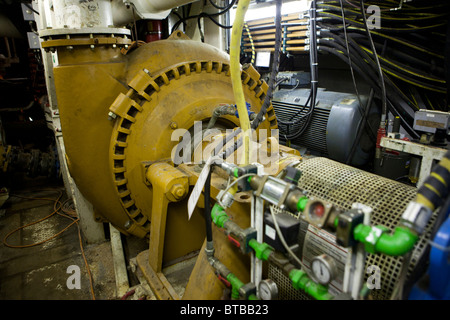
{"left": 230, "top": 0, "right": 251, "bottom": 166}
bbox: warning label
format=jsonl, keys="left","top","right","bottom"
{"left": 302, "top": 224, "right": 349, "bottom": 296}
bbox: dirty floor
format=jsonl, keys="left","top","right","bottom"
{"left": 0, "top": 183, "right": 195, "bottom": 300}
{"left": 0, "top": 187, "right": 118, "bottom": 300}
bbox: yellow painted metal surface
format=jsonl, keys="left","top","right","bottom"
{"left": 51, "top": 34, "right": 280, "bottom": 269}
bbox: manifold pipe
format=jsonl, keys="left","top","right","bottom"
{"left": 52, "top": 0, "right": 114, "bottom": 29}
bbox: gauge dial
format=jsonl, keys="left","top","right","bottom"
{"left": 258, "top": 279, "right": 278, "bottom": 300}
{"left": 311, "top": 254, "right": 337, "bottom": 285}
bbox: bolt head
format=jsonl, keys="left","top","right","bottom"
{"left": 170, "top": 184, "right": 185, "bottom": 200}
{"left": 170, "top": 122, "right": 178, "bottom": 129}
{"left": 124, "top": 220, "right": 132, "bottom": 229}
{"left": 108, "top": 111, "right": 117, "bottom": 120}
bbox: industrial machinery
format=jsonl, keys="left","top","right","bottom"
{"left": 272, "top": 88, "right": 379, "bottom": 165}
{"left": 28, "top": 0, "right": 450, "bottom": 301}
{"left": 1, "top": 145, "right": 57, "bottom": 178}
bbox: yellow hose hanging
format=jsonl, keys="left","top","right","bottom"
{"left": 230, "top": 0, "right": 251, "bottom": 166}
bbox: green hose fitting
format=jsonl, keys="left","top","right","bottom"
{"left": 296, "top": 196, "right": 309, "bottom": 212}
{"left": 353, "top": 224, "right": 418, "bottom": 256}
{"left": 226, "top": 272, "right": 244, "bottom": 300}
{"left": 211, "top": 203, "right": 229, "bottom": 228}
{"left": 248, "top": 239, "right": 274, "bottom": 261}
{"left": 289, "top": 269, "right": 333, "bottom": 300}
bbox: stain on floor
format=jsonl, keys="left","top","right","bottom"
{"left": 0, "top": 188, "right": 116, "bottom": 300}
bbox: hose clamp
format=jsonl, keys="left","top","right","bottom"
{"left": 401, "top": 201, "right": 433, "bottom": 235}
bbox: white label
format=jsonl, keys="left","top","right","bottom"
{"left": 187, "top": 156, "right": 219, "bottom": 220}
{"left": 255, "top": 51, "right": 271, "bottom": 68}
{"left": 265, "top": 224, "right": 276, "bottom": 240}
{"left": 302, "top": 224, "right": 349, "bottom": 296}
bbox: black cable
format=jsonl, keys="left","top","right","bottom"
{"left": 318, "top": 3, "right": 447, "bottom": 24}
{"left": 204, "top": 170, "right": 213, "bottom": 243}
{"left": 340, "top": 33, "right": 429, "bottom": 111}
{"left": 344, "top": 27, "right": 445, "bottom": 60}
{"left": 171, "top": 0, "right": 236, "bottom": 34}
{"left": 24, "top": 3, "right": 39, "bottom": 15}
{"left": 209, "top": 0, "right": 230, "bottom": 10}
{"left": 360, "top": 0, "right": 387, "bottom": 127}
{"left": 322, "top": 0, "right": 376, "bottom": 145}
{"left": 279, "top": 0, "right": 318, "bottom": 141}
{"left": 316, "top": 36, "right": 376, "bottom": 142}
{"left": 343, "top": 36, "right": 447, "bottom": 93}
{"left": 317, "top": 44, "right": 419, "bottom": 138}
{"left": 182, "top": 6, "right": 187, "bottom": 30}
{"left": 317, "top": 0, "right": 447, "bottom": 130}
{"left": 346, "top": 88, "right": 374, "bottom": 165}
{"left": 209, "top": 0, "right": 276, "bottom": 160}
{"left": 446, "top": 16, "right": 450, "bottom": 108}
{"left": 318, "top": 11, "right": 448, "bottom": 34}
{"left": 339, "top": 0, "right": 364, "bottom": 118}
{"left": 203, "top": 13, "right": 233, "bottom": 29}
{"left": 277, "top": 92, "right": 312, "bottom": 126}
{"left": 386, "top": 99, "right": 420, "bottom": 139}
{"left": 353, "top": 36, "right": 445, "bottom": 77}
{"left": 299, "top": 0, "right": 319, "bottom": 138}
{"left": 172, "top": 10, "right": 183, "bottom": 21}
{"left": 251, "top": 0, "right": 282, "bottom": 131}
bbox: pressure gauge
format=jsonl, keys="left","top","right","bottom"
{"left": 311, "top": 254, "right": 337, "bottom": 285}
{"left": 258, "top": 279, "right": 278, "bottom": 300}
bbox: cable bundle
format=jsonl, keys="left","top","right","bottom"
{"left": 241, "top": 13, "right": 309, "bottom": 53}
{"left": 316, "top": 0, "right": 449, "bottom": 138}
{"left": 277, "top": 1, "right": 319, "bottom": 141}
{"left": 171, "top": 0, "right": 236, "bottom": 40}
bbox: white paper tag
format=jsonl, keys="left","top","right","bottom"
{"left": 187, "top": 156, "right": 220, "bottom": 220}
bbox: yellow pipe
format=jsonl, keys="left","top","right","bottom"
{"left": 230, "top": 0, "right": 251, "bottom": 166}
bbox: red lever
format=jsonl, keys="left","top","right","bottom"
{"left": 218, "top": 274, "right": 231, "bottom": 287}
{"left": 227, "top": 234, "right": 241, "bottom": 248}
